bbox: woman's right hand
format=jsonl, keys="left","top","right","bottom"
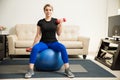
{"left": 26, "top": 47, "right": 32, "bottom": 52}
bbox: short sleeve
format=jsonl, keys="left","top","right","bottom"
{"left": 37, "top": 19, "right": 42, "bottom": 27}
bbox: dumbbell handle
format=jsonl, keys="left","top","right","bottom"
{"left": 26, "top": 47, "right": 32, "bottom": 52}
{"left": 56, "top": 18, "right": 66, "bottom": 24}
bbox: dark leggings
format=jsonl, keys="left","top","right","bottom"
{"left": 29, "top": 41, "right": 69, "bottom": 64}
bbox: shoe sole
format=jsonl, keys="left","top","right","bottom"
{"left": 25, "top": 73, "right": 34, "bottom": 79}
{"left": 64, "top": 73, "right": 75, "bottom": 78}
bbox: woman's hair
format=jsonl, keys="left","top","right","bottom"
{"left": 43, "top": 4, "right": 53, "bottom": 11}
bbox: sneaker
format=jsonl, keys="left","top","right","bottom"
{"left": 25, "top": 69, "right": 34, "bottom": 78}
{"left": 64, "top": 68, "right": 75, "bottom": 78}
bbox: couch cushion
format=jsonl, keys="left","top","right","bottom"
{"left": 58, "top": 25, "right": 80, "bottom": 41}
{"left": 15, "top": 40, "right": 33, "bottom": 48}
{"left": 60, "top": 41, "right": 83, "bottom": 49}
{"left": 15, "top": 40, "right": 83, "bottom": 49}
{"left": 15, "top": 24, "right": 37, "bottom": 40}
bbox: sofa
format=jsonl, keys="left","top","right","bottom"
{"left": 7, "top": 24, "right": 90, "bottom": 59}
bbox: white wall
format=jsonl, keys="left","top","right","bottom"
{"left": 107, "top": 0, "right": 120, "bottom": 16}
{"left": 0, "top": 0, "right": 119, "bottom": 54}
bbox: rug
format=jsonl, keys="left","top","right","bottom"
{"left": 0, "top": 59, "right": 116, "bottom": 79}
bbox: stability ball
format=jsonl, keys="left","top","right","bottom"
{"left": 35, "top": 49, "right": 63, "bottom": 71}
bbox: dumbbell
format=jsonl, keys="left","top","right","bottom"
{"left": 26, "top": 47, "right": 32, "bottom": 52}
{"left": 56, "top": 18, "right": 66, "bottom": 24}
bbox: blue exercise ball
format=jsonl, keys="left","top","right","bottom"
{"left": 35, "top": 49, "right": 63, "bottom": 71}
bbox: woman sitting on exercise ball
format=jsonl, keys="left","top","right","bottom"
{"left": 25, "top": 4, "right": 75, "bottom": 78}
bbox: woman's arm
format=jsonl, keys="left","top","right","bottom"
{"left": 32, "top": 26, "right": 41, "bottom": 47}
{"left": 57, "top": 23, "right": 62, "bottom": 36}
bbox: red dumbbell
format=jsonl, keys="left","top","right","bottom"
{"left": 26, "top": 47, "right": 32, "bottom": 52}
{"left": 56, "top": 18, "right": 66, "bottom": 24}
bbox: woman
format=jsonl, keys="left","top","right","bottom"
{"left": 25, "top": 4, "right": 74, "bottom": 78}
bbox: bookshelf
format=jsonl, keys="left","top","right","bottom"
{"left": 95, "top": 39, "right": 120, "bottom": 70}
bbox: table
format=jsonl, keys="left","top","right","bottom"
{"left": 0, "top": 34, "right": 8, "bottom": 60}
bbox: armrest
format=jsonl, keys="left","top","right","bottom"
{"left": 7, "top": 35, "right": 18, "bottom": 54}
{"left": 78, "top": 36, "right": 90, "bottom": 54}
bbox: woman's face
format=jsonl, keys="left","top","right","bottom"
{"left": 44, "top": 6, "right": 53, "bottom": 17}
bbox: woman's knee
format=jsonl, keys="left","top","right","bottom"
{"left": 32, "top": 42, "right": 48, "bottom": 52}
{"left": 55, "top": 42, "right": 67, "bottom": 52}
{"left": 32, "top": 44, "right": 40, "bottom": 52}
{"left": 58, "top": 42, "right": 66, "bottom": 50}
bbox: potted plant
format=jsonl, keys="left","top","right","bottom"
{"left": 0, "top": 26, "right": 6, "bottom": 31}
{"left": 0, "top": 25, "right": 8, "bottom": 34}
